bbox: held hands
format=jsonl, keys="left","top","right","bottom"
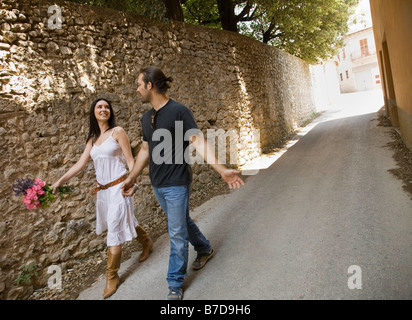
{"left": 121, "top": 177, "right": 137, "bottom": 197}
{"left": 120, "top": 169, "right": 244, "bottom": 196}
{"left": 221, "top": 169, "right": 244, "bottom": 190}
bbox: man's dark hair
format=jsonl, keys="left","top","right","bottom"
{"left": 139, "top": 66, "right": 173, "bottom": 94}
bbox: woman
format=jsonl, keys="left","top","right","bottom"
{"left": 52, "top": 98, "right": 153, "bottom": 299}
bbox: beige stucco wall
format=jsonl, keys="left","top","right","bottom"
{"left": 370, "top": 0, "right": 412, "bottom": 150}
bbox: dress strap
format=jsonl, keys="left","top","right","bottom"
{"left": 110, "top": 127, "right": 116, "bottom": 136}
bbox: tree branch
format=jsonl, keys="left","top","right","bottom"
{"left": 235, "top": 2, "right": 253, "bottom": 23}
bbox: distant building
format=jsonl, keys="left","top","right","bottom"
{"left": 335, "top": 27, "right": 381, "bottom": 93}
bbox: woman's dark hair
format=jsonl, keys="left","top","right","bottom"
{"left": 140, "top": 66, "right": 173, "bottom": 94}
{"left": 86, "top": 98, "right": 117, "bottom": 143}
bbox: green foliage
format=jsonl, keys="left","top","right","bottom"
{"left": 183, "top": 0, "right": 358, "bottom": 63}
{"left": 39, "top": 184, "right": 54, "bottom": 209}
{"left": 67, "top": 0, "right": 166, "bottom": 20}
{"left": 57, "top": 185, "right": 75, "bottom": 200}
{"left": 136, "top": 0, "right": 167, "bottom": 21}
{"left": 182, "top": 0, "right": 221, "bottom": 28}
{"left": 38, "top": 184, "right": 74, "bottom": 209}
{"left": 15, "top": 264, "right": 38, "bottom": 285}
{"left": 240, "top": 0, "right": 359, "bottom": 63}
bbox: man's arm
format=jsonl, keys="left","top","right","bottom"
{"left": 121, "top": 140, "right": 150, "bottom": 196}
{"left": 190, "top": 132, "right": 244, "bottom": 189}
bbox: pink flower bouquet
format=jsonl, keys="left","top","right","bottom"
{"left": 12, "top": 176, "right": 73, "bottom": 210}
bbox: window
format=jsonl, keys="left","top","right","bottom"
{"left": 346, "top": 70, "right": 349, "bottom": 79}
{"left": 340, "top": 73, "right": 343, "bottom": 81}
{"left": 375, "top": 74, "right": 381, "bottom": 84}
{"left": 342, "top": 48, "right": 346, "bottom": 60}
{"left": 360, "top": 38, "right": 369, "bottom": 56}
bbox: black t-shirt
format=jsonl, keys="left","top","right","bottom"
{"left": 142, "top": 99, "right": 200, "bottom": 187}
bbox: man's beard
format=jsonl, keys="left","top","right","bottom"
{"left": 140, "top": 93, "right": 151, "bottom": 104}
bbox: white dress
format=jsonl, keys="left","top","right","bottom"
{"left": 90, "top": 127, "right": 138, "bottom": 246}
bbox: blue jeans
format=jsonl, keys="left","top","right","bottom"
{"left": 153, "top": 184, "right": 211, "bottom": 288}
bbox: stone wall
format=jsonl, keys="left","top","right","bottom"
{"left": 0, "top": 0, "right": 315, "bottom": 299}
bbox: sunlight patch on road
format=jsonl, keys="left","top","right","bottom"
{"left": 240, "top": 89, "right": 384, "bottom": 175}
{"left": 240, "top": 118, "right": 319, "bottom": 175}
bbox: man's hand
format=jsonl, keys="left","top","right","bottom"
{"left": 190, "top": 133, "right": 245, "bottom": 190}
{"left": 221, "top": 169, "right": 244, "bottom": 189}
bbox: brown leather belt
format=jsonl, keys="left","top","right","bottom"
{"left": 91, "top": 174, "right": 127, "bottom": 194}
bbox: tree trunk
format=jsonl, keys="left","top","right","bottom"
{"left": 216, "top": 0, "right": 238, "bottom": 32}
{"left": 162, "top": 0, "right": 184, "bottom": 21}
{"left": 262, "top": 22, "right": 276, "bottom": 44}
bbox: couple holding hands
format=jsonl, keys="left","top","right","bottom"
{"left": 52, "top": 66, "right": 244, "bottom": 300}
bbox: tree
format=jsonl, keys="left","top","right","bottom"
{"left": 183, "top": 0, "right": 257, "bottom": 31}
{"left": 184, "top": 0, "right": 357, "bottom": 63}
{"left": 239, "top": 0, "right": 358, "bottom": 63}
{"left": 183, "top": 0, "right": 221, "bottom": 28}
{"left": 162, "top": 0, "right": 185, "bottom": 21}
{"left": 216, "top": 0, "right": 258, "bottom": 32}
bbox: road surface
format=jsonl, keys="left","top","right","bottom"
{"left": 78, "top": 90, "right": 412, "bottom": 300}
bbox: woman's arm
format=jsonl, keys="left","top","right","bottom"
{"left": 51, "top": 139, "right": 93, "bottom": 193}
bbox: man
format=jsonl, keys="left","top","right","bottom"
{"left": 122, "top": 66, "right": 244, "bottom": 300}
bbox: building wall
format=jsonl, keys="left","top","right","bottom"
{"left": 370, "top": 0, "right": 412, "bottom": 150}
{"left": 310, "top": 61, "right": 341, "bottom": 110}
{"left": 0, "top": 0, "right": 316, "bottom": 298}
{"left": 337, "top": 28, "right": 380, "bottom": 93}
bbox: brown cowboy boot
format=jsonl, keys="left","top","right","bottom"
{"left": 103, "top": 248, "right": 122, "bottom": 299}
{"left": 135, "top": 225, "right": 153, "bottom": 262}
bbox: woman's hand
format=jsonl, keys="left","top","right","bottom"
{"left": 121, "top": 178, "right": 136, "bottom": 197}
{"left": 51, "top": 181, "right": 61, "bottom": 195}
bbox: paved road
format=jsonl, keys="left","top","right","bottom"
{"left": 78, "top": 90, "right": 412, "bottom": 300}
